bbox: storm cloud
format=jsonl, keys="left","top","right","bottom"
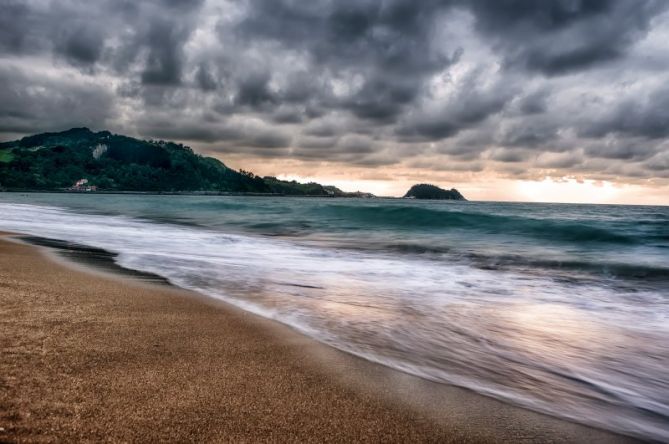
{"left": 1, "top": 0, "right": 668, "bottom": 185}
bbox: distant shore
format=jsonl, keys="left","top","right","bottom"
{"left": 0, "top": 233, "right": 637, "bottom": 442}
{"left": 0, "top": 189, "right": 377, "bottom": 197}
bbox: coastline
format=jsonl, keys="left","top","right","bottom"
{"left": 0, "top": 233, "right": 639, "bottom": 442}
{"left": 0, "top": 190, "right": 377, "bottom": 198}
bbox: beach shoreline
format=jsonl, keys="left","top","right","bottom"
{"left": 0, "top": 233, "right": 639, "bottom": 442}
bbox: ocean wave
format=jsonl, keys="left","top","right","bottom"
{"left": 370, "top": 243, "right": 669, "bottom": 284}
{"left": 314, "top": 203, "right": 653, "bottom": 245}
{"left": 0, "top": 201, "right": 668, "bottom": 442}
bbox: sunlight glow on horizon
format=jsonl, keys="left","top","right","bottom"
{"left": 276, "top": 174, "right": 669, "bottom": 205}
{"left": 513, "top": 179, "right": 621, "bottom": 204}
{"left": 213, "top": 153, "right": 668, "bottom": 206}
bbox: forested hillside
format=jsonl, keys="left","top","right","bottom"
{"left": 0, "top": 128, "right": 365, "bottom": 196}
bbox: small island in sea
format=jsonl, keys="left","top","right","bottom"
{"left": 404, "top": 183, "right": 467, "bottom": 200}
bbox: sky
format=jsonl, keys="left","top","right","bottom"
{"left": 1, "top": 0, "right": 669, "bottom": 204}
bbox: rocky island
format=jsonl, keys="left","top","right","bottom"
{"left": 404, "top": 184, "right": 466, "bottom": 200}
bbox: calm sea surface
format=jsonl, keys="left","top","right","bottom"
{"left": 1, "top": 193, "right": 667, "bottom": 441}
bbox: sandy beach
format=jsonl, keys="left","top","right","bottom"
{"left": 0, "top": 233, "right": 638, "bottom": 443}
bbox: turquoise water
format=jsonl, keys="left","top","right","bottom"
{"left": 1, "top": 193, "right": 668, "bottom": 441}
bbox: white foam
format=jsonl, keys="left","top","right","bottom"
{"left": 1, "top": 202, "right": 667, "bottom": 441}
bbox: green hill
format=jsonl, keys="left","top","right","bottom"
{"left": 0, "top": 128, "right": 366, "bottom": 196}
{"left": 403, "top": 184, "right": 466, "bottom": 200}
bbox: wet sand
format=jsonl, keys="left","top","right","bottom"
{"left": 0, "top": 233, "right": 638, "bottom": 442}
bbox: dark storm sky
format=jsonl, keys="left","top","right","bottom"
{"left": 1, "top": 0, "right": 668, "bottom": 193}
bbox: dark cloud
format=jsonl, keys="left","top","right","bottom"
{"left": 338, "top": 135, "right": 375, "bottom": 153}
{"left": 296, "top": 136, "right": 338, "bottom": 150}
{"left": 513, "top": 89, "right": 550, "bottom": 115}
{"left": 396, "top": 71, "right": 514, "bottom": 141}
{"left": 534, "top": 152, "right": 584, "bottom": 169}
{"left": 270, "top": 107, "right": 305, "bottom": 124}
{"left": 140, "top": 19, "right": 188, "bottom": 85}
{"left": 341, "top": 76, "right": 418, "bottom": 122}
{"left": 232, "top": 0, "right": 461, "bottom": 120}
{"left": 234, "top": 71, "right": 276, "bottom": 108}
{"left": 134, "top": 118, "right": 243, "bottom": 144}
{"left": 0, "top": 1, "right": 39, "bottom": 55}
{"left": 303, "top": 121, "right": 341, "bottom": 138}
{"left": 245, "top": 131, "right": 291, "bottom": 149}
{"left": 195, "top": 63, "right": 219, "bottom": 91}
{"left": 496, "top": 119, "right": 560, "bottom": 149}
{"left": 583, "top": 139, "right": 662, "bottom": 161}
{"left": 582, "top": 85, "right": 669, "bottom": 140}
{"left": 645, "top": 151, "right": 669, "bottom": 172}
{"left": 0, "top": 65, "right": 114, "bottom": 133}
{"left": 0, "top": 0, "right": 668, "bottom": 183}
{"left": 468, "top": 0, "right": 667, "bottom": 75}
{"left": 489, "top": 148, "right": 531, "bottom": 163}
{"left": 57, "top": 25, "right": 105, "bottom": 65}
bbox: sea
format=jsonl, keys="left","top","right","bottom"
{"left": 0, "top": 193, "right": 667, "bottom": 441}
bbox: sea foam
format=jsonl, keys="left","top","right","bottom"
{"left": 0, "top": 201, "right": 667, "bottom": 441}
